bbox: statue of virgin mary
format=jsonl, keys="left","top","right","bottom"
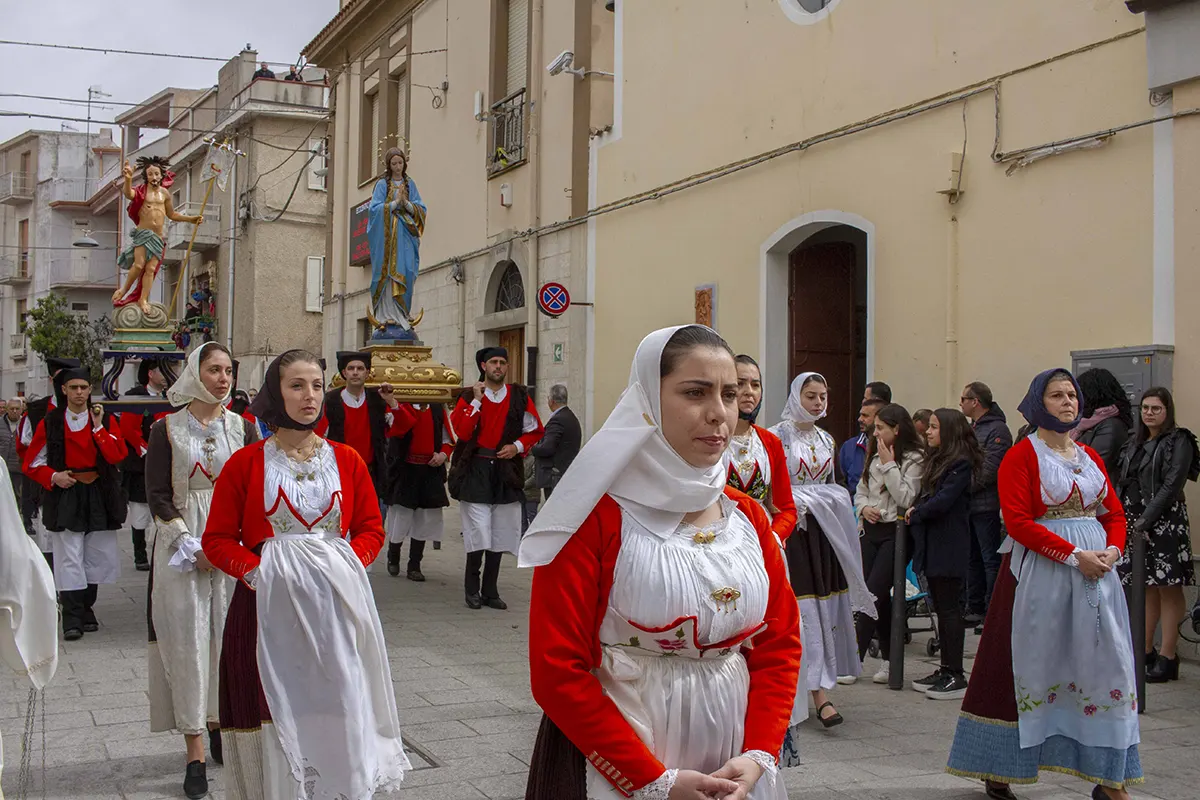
{"left": 367, "top": 146, "right": 426, "bottom": 340}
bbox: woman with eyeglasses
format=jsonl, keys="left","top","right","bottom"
{"left": 1116, "top": 386, "right": 1197, "bottom": 683}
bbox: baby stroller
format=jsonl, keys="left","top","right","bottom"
{"left": 866, "top": 563, "right": 941, "bottom": 658}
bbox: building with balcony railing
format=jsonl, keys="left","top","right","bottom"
{"left": 118, "top": 50, "right": 329, "bottom": 386}
{"left": 303, "top": 0, "right": 614, "bottom": 425}
{"left": 0, "top": 127, "right": 121, "bottom": 398}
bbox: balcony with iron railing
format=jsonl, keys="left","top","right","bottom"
{"left": 164, "top": 202, "right": 222, "bottom": 259}
{"left": 48, "top": 178, "right": 99, "bottom": 205}
{"left": 9, "top": 333, "right": 26, "bottom": 360}
{"left": 0, "top": 253, "right": 32, "bottom": 284}
{"left": 489, "top": 89, "right": 527, "bottom": 175}
{"left": 47, "top": 258, "right": 113, "bottom": 291}
{"left": 0, "top": 172, "right": 34, "bottom": 205}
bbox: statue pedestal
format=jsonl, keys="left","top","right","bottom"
{"left": 331, "top": 343, "right": 462, "bottom": 404}
{"left": 110, "top": 302, "right": 175, "bottom": 351}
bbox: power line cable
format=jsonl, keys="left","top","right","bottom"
{"left": 0, "top": 39, "right": 228, "bottom": 62}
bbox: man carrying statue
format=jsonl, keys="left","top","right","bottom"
{"left": 114, "top": 156, "right": 203, "bottom": 315}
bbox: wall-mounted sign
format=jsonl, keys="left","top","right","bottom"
{"left": 538, "top": 282, "right": 571, "bottom": 317}
{"left": 349, "top": 198, "right": 371, "bottom": 266}
{"left": 552, "top": 343, "right": 563, "bottom": 363}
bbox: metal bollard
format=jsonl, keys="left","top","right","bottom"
{"left": 888, "top": 518, "right": 908, "bottom": 690}
{"left": 1130, "top": 526, "right": 1147, "bottom": 714}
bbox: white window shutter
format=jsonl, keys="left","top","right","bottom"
{"left": 305, "top": 256, "right": 324, "bottom": 312}
{"left": 308, "top": 138, "right": 326, "bottom": 190}
{"left": 506, "top": 0, "right": 529, "bottom": 96}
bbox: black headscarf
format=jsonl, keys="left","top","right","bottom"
{"left": 734, "top": 354, "right": 762, "bottom": 424}
{"left": 46, "top": 356, "right": 81, "bottom": 377}
{"left": 248, "top": 350, "right": 324, "bottom": 431}
{"left": 53, "top": 367, "right": 92, "bottom": 408}
{"left": 336, "top": 351, "right": 371, "bottom": 376}
{"left": 475, "top": 346, "right": 508, "bottom": 381}
{"left": 1017, "top": 368, "right": 1084, "bottom": 435}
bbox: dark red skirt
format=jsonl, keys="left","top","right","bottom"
{"left": 219, "top": 579, "right": 272, "bottom": 730}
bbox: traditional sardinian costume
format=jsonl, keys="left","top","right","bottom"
{"left": 19, "top": 356, "right": 81, "bottom": 557}
{"left": 520, "top": 326, "right": 801, "bottom": 800}
{"left": 947, "top": 369, "right": 1142, "bottom": 792}
{"left": 383, "top": 403, "right": 454, "bottom": 577}
{"left": 203, "top": 351, "right": 409, "bottom": 800}
{"left": 120, "top": 358, "right": 169, "bottom": 570}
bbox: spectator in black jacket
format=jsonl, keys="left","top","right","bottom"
{"left": 531, "top": 384, "right": 581, "bottom": 500}
{"left": 1072, "top": 368, "right": 1132, "bottom": 478}
{"left": 252, "top": 62, "right": 275, "bottom": 80}
{"left": 959, "top": 381, "right": 1012, "bottom": 622}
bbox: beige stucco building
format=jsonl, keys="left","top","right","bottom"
{"left": 582, "top": 0, "right": 1198, "bottom": 450}
{"left": 117, "top": 53, "right": 329, "bottom": 386}
{"left": 304, "top": 0, "right": 614, "bottom": 418}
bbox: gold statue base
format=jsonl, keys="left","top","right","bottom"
{"left": 330, "top": 343, "right": 462, "bottom": 404}
{"left": 110, "top": 302, "right": 177, "bottom": 351}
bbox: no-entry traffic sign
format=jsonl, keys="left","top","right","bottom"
{"left": 537, "top": 282, "right": 571, "bottom": 317}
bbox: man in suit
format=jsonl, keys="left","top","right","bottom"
{"left": 531, "top": 384, "right": 581, "bottom": 501}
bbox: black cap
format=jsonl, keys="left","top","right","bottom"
{"left": 475, "top": 346, "right": 508, "bottom": 380}
{"left": 336, "top": 351, "right": 371, "bottom": 376}
{"left": 45, "top": 356, "right": 81, "bottom": 377}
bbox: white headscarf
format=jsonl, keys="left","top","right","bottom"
{"left": 167, "top": 342, "right": 231, "bottom": 407}
{"left": 781, "top": 372, "right": 827, "bottom": 425}
{"left": 0, "top": 468, "right": 57, "bottom": 692}
{"left": 518, "top": 325, "right": 729, "bottom": 568}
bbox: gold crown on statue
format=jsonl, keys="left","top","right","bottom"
{"left": 378, "top": 133, "right": 409, "bottom": 163}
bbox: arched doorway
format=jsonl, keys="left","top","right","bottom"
{"left": 491, "top": 260, "right": 526, "bottom": 384}
{"left": 788, "top": 226, "right": 868, "bottom": 444}
{"left": 760, "top": 212, "right": 874, "bottom": 441}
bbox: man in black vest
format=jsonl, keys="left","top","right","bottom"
{"left": 23, "top": 367, "right": 128, "bottom": 640}
{"left": 316, "top": 352, "right": 416, "bottom": 523}
{"left": 119, "top": 358, "right": 168, "bottom": 571}
{"left": 382, "top": 402, "right": 453, "bottom": 581}
{"left": 18, "top": 357, "right": 81, "bottom": 557}
{"left": 448, "top": 347, "right": 544, "bottom": 609}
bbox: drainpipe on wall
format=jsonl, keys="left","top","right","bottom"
{"left": 525, "top": 0, "right": 545, "bottom": 401}
{"left": 944, "top": 213, "right": 959, "bottom": 406}
{"left": 226, "top": 137, "right": 238, "bottom": 349}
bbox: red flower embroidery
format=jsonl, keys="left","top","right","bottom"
{"left": 1084, "top": 704, "right": 1098, "bottom": 716}
{"left": 655, "top": 639, "right": 687, "bottom": 652}
{"left": 1047, "top": 692, "right": 1057, "bottom": 704}
{"left": 1110, "top": 689, "right": 1123, "bottom": 702}
{"left": 1067, "top": 683, "right": 1077, "bottom": 692}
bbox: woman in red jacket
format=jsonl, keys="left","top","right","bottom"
{"left": 202, "top": 350, "right": 410, "bottom": 800}
{"left": 947, "top": 368, "right": 1141, "bottom": 800}
{"left": 520, "top": 325, "right": 801, "bottom": 800}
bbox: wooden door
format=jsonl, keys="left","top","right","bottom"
{"left": 17, "top": 219, "right": 28, "bottom": 276}
{"left": 789, "top": 241, "right": 859, "bottom": 445}
{"left": 498, "top": 327, "right": 525, "bottom": 386}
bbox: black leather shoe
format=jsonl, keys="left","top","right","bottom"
{"left": 183, "top": 760, "right": 208, "bottom": 800}
{"left": 985, "top": 781, "right": 1018, "bottom": 800}
{"left": 63, "top": 627, "right": 83, "bottom": 642}
{"left": 465, "top": 593, "right": 483, "bottom": 610}
{"left": 483, "top": 596, "right": 508, "bottom": 610}
{"left": 432, "top": 541, "right": 441, "bottom": 550}
{"left": 387, "top": 560, "right": 400, "bottom": 577}
{"left": 209, "top": 729, "right": 222, "bottom": 765}
{"left": 1147, "top": 654, "right": 1179, "bottom": 683}
{"left": 82, "top": 621, "right": 99, "bottom": 633}
{"left": 407, "top": 569, "right": 426, "bottom": 582}
{"left": 134, "top": 559, "right": 150, "bottom": 572}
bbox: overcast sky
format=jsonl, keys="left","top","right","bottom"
{"left": 0, "top": 0, "right": 338, "bottom": 146}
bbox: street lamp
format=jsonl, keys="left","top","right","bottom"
{"left": 72, "top": 230, "right": 100, "bottom": 248}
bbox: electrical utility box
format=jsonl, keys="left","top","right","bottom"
{"left": 1071, "top": 345, "right": 1174, "bottom": 402}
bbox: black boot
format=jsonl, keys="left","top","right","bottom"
{"left": 386, "top": 542, "right": 402, "bottom": 577}
{"left": 407, "top": 539, "right": 427, "bottom": 582}
{"left": 61, "top": 590, "right": 85, "bottom": 641}
{"left": 131, "top": 528, "right": 150, "bottom": 571}
{"left": 464, "top": 550, "right": 483, "bottom": 609}
{"left": 183, "top": 760, "right": 208, "bottom": 800}
{"left": 81, "top": 584, "right": 99, "bottom": 632}
{"left": 1147, "top": 653, "right": 1180, "bottom": 683}
{"left": 481, "top": 550, "right": 506, "bottom": 610}
{"left": 209, "top": 729, "right": 223, "bottom": 765}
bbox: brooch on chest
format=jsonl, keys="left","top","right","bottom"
{"left": 711, "top": 587, "right": 742, "bottom": 612}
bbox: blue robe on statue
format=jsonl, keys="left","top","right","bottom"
{"left": 367, "top": 175, "right": 426, "bottom": 339}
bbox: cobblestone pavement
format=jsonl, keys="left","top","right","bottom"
{"left": 2, "top": 508, "right": 1197, "bottom": 799}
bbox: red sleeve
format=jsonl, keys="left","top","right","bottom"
{"left": 119, "top": 412, "right": 147, "bottom": 456}
{"left": 440, "top": 408, "right": 456, "bottom": 456}
{"left": 516, "top": 396, "right": 544, "bottom": 453}
{"left": 731, "top": 491, "right": 802, "bottom": 759}
{"left": 22, "top": 421, "right": 53, "bottom": 489}
{"left": 15, "top": 416, "right": 28, "bottom": 459}
{"left": 758, "top": 427, "right": 798, "bottom": 542}
{"left": 202, "top": 447, "right": 261, "bottom": 582}
{"left": 529, "top": 498, "right": 666, "bottom": 796}
{"left": 314, "top": 414, "right": 329, "bottom": 437}
{"left": 342, "top": 446, "right": 385, "bottom": 566}
{"left": 449, "top": 396, "right": 478, "bottom": 441}
{"left": 95, "top": 417, "right": 128, "bottom": 464}
{"left": 384, "top": 403, "right": 418, "bottom": 438}
{"left": 998, "top": 440, "right": 1076, "bottom": 564}
{"left": 1084, "top": 445, "right": 1127, "bottom": 553}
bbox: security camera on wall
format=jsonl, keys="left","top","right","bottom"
{"left": 546, "top": 50, "right": 575, "bottom": 76}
